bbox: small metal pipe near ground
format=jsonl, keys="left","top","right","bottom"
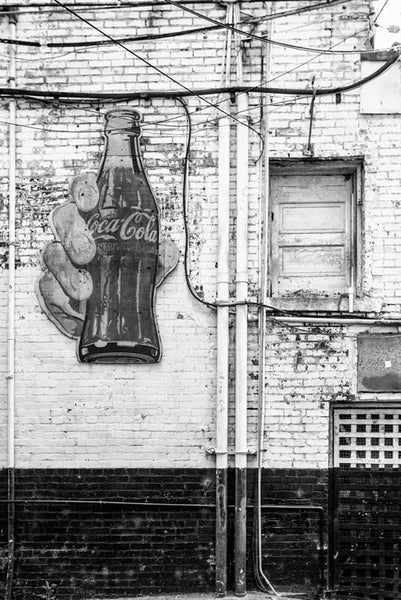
{"left": 254, "top": 10, "right": 278, "bottom": 594}
{"left": 234, "top": 91, "right": 249, "bottom": 598}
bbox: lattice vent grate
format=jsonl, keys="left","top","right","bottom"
{"left": 332, "top": 406, "right": 401, "bottom": 600}
{"left": 334, "top": 408, "right": 401, "bottom": 469}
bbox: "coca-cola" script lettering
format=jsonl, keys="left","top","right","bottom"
{"left": 87, "top": 210, "right": 157, "bottom": 243}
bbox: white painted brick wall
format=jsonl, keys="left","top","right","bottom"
{"left": 1, "top": 0, "right": 401, "bottom": 471}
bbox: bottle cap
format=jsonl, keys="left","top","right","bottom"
{"left": 104, "top": 109, "right": 142, "bottom": 134}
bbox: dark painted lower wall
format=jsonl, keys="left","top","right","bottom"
{"left": 245, "top": 469, "right": 327, "bottom": 596}
{"left": 331, "top": 468, "right": 401, "bottom": 600}
{"left": 0, "top": 468, "right": 328, "bottom": 599}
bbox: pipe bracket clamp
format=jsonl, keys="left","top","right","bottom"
{"left": 206, "top": 447, "right": 257, "bottom": 456}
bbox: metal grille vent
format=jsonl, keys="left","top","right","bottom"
{"left": 334, "top": 408, "right": 401, "bottom": 469}
{"left": 332, "top": 407, "right": 401, "bottom": 600}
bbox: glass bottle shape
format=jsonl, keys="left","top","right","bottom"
{"left": 77, "top": 109, "right": 161, "bottom": 363}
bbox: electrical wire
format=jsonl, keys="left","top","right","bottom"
{"left": 0, "top": 48, "right": 84, "bottom": 62}
{"left": 175, "top": 97, "right": 218, "bottom": 310}
{"left": 4, "top": 2, "right": 398, "bottom": 324}
{"left": 0, "top": 0, "right": 232, "bottom": 14}
{"left": 5, "top": 4, "right": 389, "bottom": 110}
{"left": 162, "top": 0, "right": 389, "bottom": 55}
{"left": 170, "top": 101, "right": 367, "bottom": 319}
{"left": 0, "top": 110, "right": 394, "bottom": 329}
{"left": 10, "top": 86, "right": 294, "bottom": 131}
{"left": 172, "top": 104, "right": 371, "bottom": 322}
{"left": 0, "top": 100, "right": 335, "bottom": 324}
{"left": 2, "top": 47, "right": 398, "bottom": 103}
{"left": 0, "top": 92, "right": 307, "bottom": 135}
{"left": 171, "top": 100, "right": 396, "bottom": 324}
{"left": 0, "top": 0, "right": 358, "bottom": 17}
{"left": 0, "top": 117, "right": 103, "bottom": 134}
{"left": 0, "top": 1, "right": 361, "bottom": 49}
{"left": 181, "top": 25, "right": 371, "bottom": 131}
{"left": 52, "top": 0, "right": 265, "bottom": 154}
{"left": 254, "top": 0, "right": 355, "bottom": 25}
{"left": 0, "top": 24, "right": 228, "bottom": 48}
{"left": 374, "top": 0, "right": 390, "bottom": 24}
{"left": 125, "top": 24, "right": 370, "bottom": 130}
{"left": 75, "top": 21, "right": 372, "bottom": 129}
{"left": 171, "top": 99, "right": 318, "bottom": 316}
{"left": 2, "top": 20, "right": 316, "bottom": 127}
{"left": 0, "top": 12, "right": 375, "bottom": 135}
{"left": 6, "top": 102, "right": 394, "bottom": 329}
{"left": 1, "top": 1, "right": 389, "bottom": 55}
{"left": 0, "top": 0, "right": 355, "bottom": 6}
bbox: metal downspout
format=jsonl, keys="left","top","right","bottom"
{"left": 216, "top": 6, "right": 233, "bottom": 594}
{"left": 5, "top": 11, "right": 17, "bottom": 600}
{"left": 234, "top": 90, "right": 249, "bottom": 597}
{"left": 216, "top": 92, "right": 230, "bottom": 597}
{"left": 234, "top": 3, "right": 248, "bottom": 593}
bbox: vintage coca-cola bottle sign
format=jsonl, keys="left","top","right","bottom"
{"left": 77, "top": 108, "right": 161, "bottom": 363}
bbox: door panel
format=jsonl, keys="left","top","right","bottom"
{"left": 271, "top": 174, "right": 352, "bottom": 296}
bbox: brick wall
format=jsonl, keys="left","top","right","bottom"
{"left": 0, "top": 468, "right": 216, "bottom": 598}
{"left": 0, "top": 0, "right": 388, "bottom": 469}
{"left": 0, "top": 467, "right": 326, "bottom": 598}
{"left": 1, "top": 0, "right": 400, "bottom": 596}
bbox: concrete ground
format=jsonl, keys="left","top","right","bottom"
{"left": 133, "top": 592, "right": 292, "bottom": 600}
{"left": 98, "top": 593, "right": 310, "bottom": 600}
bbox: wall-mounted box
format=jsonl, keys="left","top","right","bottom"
{"left": 357, "top": 334, "right": 401, "bottom": 392}
{"left": 360, "top": 50, "right": 401, "bottom": 114}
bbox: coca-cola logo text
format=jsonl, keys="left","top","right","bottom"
{"left": 87, "top": 209, "right": 157, "bottom": 243}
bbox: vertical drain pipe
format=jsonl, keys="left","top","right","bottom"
{"left": 216, "top": 7, "right": 233, "bottom": 593}
{"left": 215, "top": 93, "right": 230, "bottom": 597}
{"left": 234, "top": 90, "right": 249, "bottom": 597}
{"left": 5, "top": 11, "right": 17, "bottom": 600}
{"left": 254, "top": 11, "right": 278, "bottom": 593}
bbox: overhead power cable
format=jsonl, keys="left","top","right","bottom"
{"left": 0, "top": 0, "right": 352, "bottom": 6}
{"left": 162, "top": 0, "right": 380, "bottom": 55}
{"left": 7, "top": 23, "right": 367, "bottom": 133}
{"left": 125, "top": 24, "right": 370, "bottom": 130}
{"left": 0, "top": 96, "right": 305, "bottom": 135}
{"left": 0, "top": 48, "right": 398, "bottom": 102}
{"left": 374, "top": 0, "right": 390, "bottom": 24}
{"left": 0, "top": 0, "right": 383, "bottom": 55}
{"left": 255, "top": 0, "right": 355, "bottom": 23}
{"left": 0, "top": 24, "right": 227, "bottom": 48}
{"left": 0, "top": 0, "right": 235, "bottom": 12}
{"left": 52, "top": 0, "right": 265, "bottom": 147}
{"left": 167, "top": 24, "right": 370, "bottom": 130}
{"left": 0, "top": 0, "right": 335, "bottom": 16}
{"left": 0, "top": 1, "right": 361, "bottom": 50}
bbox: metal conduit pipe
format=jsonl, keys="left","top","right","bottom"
{"left": 254, "top": 8, "right": 278, "bottom": 594}
{"left": 7, "top": 11, "right": 16, "bottom": 484}
{"left": 215, "top": 5, "right": 233, "bottom": 591}
{"left": 216, "top": 91, "right": 230, "bottom": 597}
{"left": 0, "top": 500, "right": 217, "bottom": 508}
{"left": 5, "top": 12, "right": 17, "bottom": 600}
{"left": 263, "top": 315, "right": 401, "bottom": 326}
{"left": 234, "top": 90, "right": 249, "bottom": 597}
{"left": 0, "top": 499, "right": 324, "bottom": 511}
